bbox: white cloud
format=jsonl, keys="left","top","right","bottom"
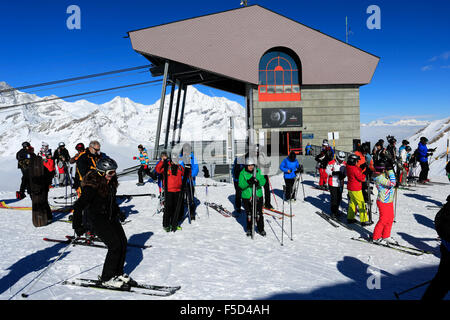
{"left": 421, "top": 65, "right": 433, "bottom": 71}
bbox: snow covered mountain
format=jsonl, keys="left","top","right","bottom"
{"left": 0, "top": 81, "right": 246, "bottom": 157}
{"left": 360, "top": 119, "right": 430, "bottom": 148}
{"left": 408, "top": 116, "right": 450, "bottom": 176}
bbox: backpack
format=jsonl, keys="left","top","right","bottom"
{"left": 435, "top": 196, "right": 450, "bottom": 242}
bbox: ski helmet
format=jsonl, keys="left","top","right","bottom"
{"left": 347, "top": 154, "right": 360, "bottom": 166}
{"left": 96, "top": 158, "right": 118, "bottom": 174}
{"left": 387, "top": 136, "right": 396, "bottom": 144}
{"left": 75, "top": 142, "right": 85, "bottom": 151}
{"left": 42, "top": 141, "right": 49, "bottom": 148}
{"left": 246, "top": 157, "right": 256, "bottom": 166}
{"left": 402, "top": 140, "right": 409, "bottom": 145}
{"left": 58, "top": 142, "right": 65, "bottom": 147}
{"left": 138, "top": 144, "right": 144, "bottom": 150}
{"left": 420, "top": 137, "right": 428, "bottom": 143}
{"left": 22, "top": 141, "right": 30, "bottom": 148}
{"left": 336, "top": 151, "right": 346, "bottom": 161}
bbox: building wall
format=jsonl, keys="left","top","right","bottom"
{"left": 253, "top": 85, "right": 360, "bottom": 153}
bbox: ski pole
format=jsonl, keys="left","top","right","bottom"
{"left": 281, "top": 185, "right": 285, "bottom": 246}
{"left": 289, "top": 195, "right": 293, "bottom": 241}
{"left": 393, "top": 186, "right": 398, "bottom": 223}
{"left": 394, "top": 280, "right": 432, "bottom": 299}
{"left": 21, "top": 235, "right": 78, "bottom": 298}
{"left": 299, "top": 173, "right": 306, "bottom": 201}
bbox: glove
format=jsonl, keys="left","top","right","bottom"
{"left": 247, "top": 177, "right": 257, "bottom": 186}
{"left": 133, "top": 156, "right": 137, "bottom": 160}
{"left": 144, "top": 165, "right": 148, "bottom": 169}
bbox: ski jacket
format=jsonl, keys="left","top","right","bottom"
{"left": 42, "top": 158, "right": 55, "bottom": 174}
{"left": 136, "top": 148, "right": 150, "bottom": 165}
{"left": 155, "top": 160, "right": 185, "bottom": 192}
{"left": 326, "top": 160, "right": 346, "bottom": 187}
{"left": 280, "top": 157, "right": 300, "bottom": 179}
{"left": 16, "top": 148, "right": 32, "bottom": 169}
{"left": 354, "top": 151, "right": 375, "bottom": 175}
{"left": 373, "top": 170, "right": 396, "bottom": 203}
{"left": 346, "top": 164, "right": 366, "bottom": 191}
{"left": 417, "top": 142, "right": 428, "bottom": 163}
{"left": 238, "top": 168, "right": 266, "bottom": 199}
{"left": 72, "top": 170, "right": 120, "bottom": 230}
{"left": 315, "top": 147, "right": 333, "bottom": 169}
{"left": 76, "top": 150, "right": 102, "bottom": 180}
{"left": 53, "top": 148, "right": 70, "bottom": 163}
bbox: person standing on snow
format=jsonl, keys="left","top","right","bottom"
{"left": 346, "top": 154, "right": 370, "bottom": 226}
{"left": 70, "top": 142, "right": 87, "bottom": 192}
{"left": 422, "top": 195, "right": 450, "bottom": 300}
{"left": 239, "top": 158, "right": 266, "bottom": 237}
{"left": 371, "top": 158, "right": 398, "bottom": 245}
{"left": 315, "top": 142, "right": 333, "bottom": 190}
{"left": 16, "top": 142, "right": 33, "bottom": 200}
{"left": 53, "top": 142, "right": 71, "bottom": 187}
{"left": 134, "top": 144, "right": 152, "bottom": 186}
{"left": 417, "top": 137, "right": 436, "bottom": 184}
{"left": 72, "top": 157, "right": 133, "bottom": 289}
{"left": 155, "top": 152, "right": 185, "bottom": 232}
{"left": 326, "top": 151, "right": 347, "bottom": 219}
{"left": 280, "top": 151, "right": 301, "bottom": 200}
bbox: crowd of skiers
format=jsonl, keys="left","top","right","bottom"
{"left": 14, "top": 135, "right": 450, "bottom": 297}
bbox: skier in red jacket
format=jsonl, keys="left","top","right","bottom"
{"left": 346, "top": 154, "right": 370, "bottom": 226}
{"left": 155, "top": 152, "right": 185, "bottom": 232}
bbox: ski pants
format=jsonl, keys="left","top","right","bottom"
{"left": 319, "top": 168, "right": 328, "bottom": 186}
{"left": 243, "top": 197, "right": 264, "bottom": 232}
{"left": 89, "top": 214, "right": 127, "bottom": 282}
{"left": 164, "top": 191, "right": 184, "bottom": 229}
{"left": 138, "top": 165, "right": 152, "bottom": 183}
{"left": 419, "top": 161, "right": 429, "bottom": 182}
{"left": 329, "top": 186, "right": 343, "bottom": 216}
{"left": 347, "top": 190, "right": 368, "bottom": 222}
{"left": 233, "top": 180, "right": 242, "bottom": 211}
{"left": 284, "top": 178, "right": 295, "bottom": 200}
{"left": 422, "top": 244, "right": 450, "bottom": 300}
{"left": 372, "top": 201, "right": 394, "bottom": 240}
{"left": 19, "top": 168, "right": 29, "bottom": 193}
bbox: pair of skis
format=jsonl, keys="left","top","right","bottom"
{"left": 43, "top": 235, "right": 151, "bottom": 249}
{"left": 204, "top": 202, "right": 236, "bottom": 218}
{"left": 350, "top": 237, "right": 432, "bottom": 256}
{"left": 62, "top": 278, "right": 180, "bottom": 297}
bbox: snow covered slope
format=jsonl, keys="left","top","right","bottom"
{"left": 0, "top": 172, "right": 448, "bottom": 300}
{"left": 408, "top": 116, "right": 450, "bottom": 176}
{"left": 0, "top": 81, "right": 246, "bottom": 157}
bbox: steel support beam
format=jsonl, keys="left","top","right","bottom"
{"left": 153, "top": 61, "right": 169, "bottom": 159}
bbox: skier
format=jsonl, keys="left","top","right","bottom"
{"left": 179, "top": 147, "right": 199, "bottom": 221}
{"left": 238, "top": 158, "right": 266, "bottom": 237}
{"left": 69, "top": 142, "right": 86, "bottom": 192}
{"left": 76, "top": 140, "right": 103, "bottom": 195}
{"left": 371, "top": 158, "right": 398, "bottom": 244}
{"left": 155, "top": 152, "right": 185, "bottom": 232}
{"left": 72, "top": 158, "right": 133, "bottom": 289}
{"left": 325, "top": 151, "right": 347, "bottom": 218}
{"left": 355, "top": 142, "right": 374, "bottom": 207}
{"left": 371, "top": 139, "right": 386, "bottom": 166}
{"left": 41, "top": 150, "right": 56, "bottom": 188}
{"left": 134, "top": 144, "right": 152, "bottom": 186}
{"left": 422, "top": 195, "right": 450, "bottom": 300}
{"left": 28, "top": 148, "right": 54, "bottom": 226}
{"left": 385, "top": 136, "right": 397, "bottom": 162}
{"left": 16, "top": 142, "right": 33, "bottom": 200}
{"left": 314, "top": 142, "right": 333, "bottom": 190}
{"left": 280, "top": 151, "right": 301, "bottom": 200}
{"left": 417, "top": 137, "right": 436, "bottom": 184}
{"left": 346, "top": 154, "right": 370, "bottom": 226}
{"left": 53, "top": 142, "right": 71, "bottom": 187}
{"left": 399, "top": 145, "right": 412, "bottom": 186}
{"left": 305, "top": 143, "right": 312, "bottom": 155}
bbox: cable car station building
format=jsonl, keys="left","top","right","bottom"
{"left": 128, "top": 5, "right": 379, "bottom": 157}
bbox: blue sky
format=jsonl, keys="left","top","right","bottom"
{"left": 0, "top": 0, "right": 449, "bottom": 123}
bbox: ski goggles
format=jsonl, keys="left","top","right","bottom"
{"left": 105, "top": 170, "right": 116, "bottom": 176}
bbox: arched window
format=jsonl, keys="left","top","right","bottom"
{"left": 258, "top": 49, "right": 301, "bottom": 101}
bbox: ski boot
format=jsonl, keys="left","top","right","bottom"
{"left": 16, "top": 191, "right": 26, "bottom": 200}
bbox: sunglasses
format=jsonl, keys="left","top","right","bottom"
{"left": 105, "top": 170, "right": 116, "bottom": 176}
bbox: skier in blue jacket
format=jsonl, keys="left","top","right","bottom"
{"left": 280, "top": 151, "right": 302, "bottom": 200}
{"left": 417, "top": 137, "right": 436, "bottom": 183}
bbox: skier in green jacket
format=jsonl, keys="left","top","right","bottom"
{"left": 238, "top": 158, "right": 266, "bottom": 237}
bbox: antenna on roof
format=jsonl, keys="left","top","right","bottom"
{"left": 240, "top": 0, "right": 248, "bottom": 6}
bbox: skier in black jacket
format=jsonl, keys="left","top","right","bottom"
{"left": 72, "top": 157, "right": 133, "bottom": 289}
{"left": 16, "top": 142, "right": 33, "bottom": 199}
